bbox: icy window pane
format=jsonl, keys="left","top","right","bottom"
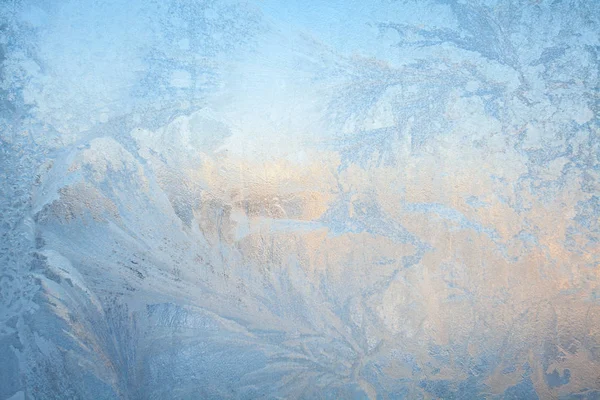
{"left": 1, "top": 0, "right": 599, "bottom": 398}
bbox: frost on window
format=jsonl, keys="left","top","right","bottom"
{"left": 1, "top": 0, "right": 599, "bottom": 399}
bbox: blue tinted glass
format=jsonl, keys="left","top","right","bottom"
{"left": 1, "top": 1, "right": 599, "bottom": 398}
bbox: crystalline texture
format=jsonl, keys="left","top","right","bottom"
{"left": 1, "top": 0, "right": 599, "bottom": 399}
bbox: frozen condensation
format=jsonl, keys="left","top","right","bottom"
{"left": 1, "top": 0, "right": 599, "bottom": 398}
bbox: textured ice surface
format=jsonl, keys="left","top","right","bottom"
{"left": 1, "top": 0, "right": 600, "bottom": 398}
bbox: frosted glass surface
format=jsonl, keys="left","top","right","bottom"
{"left": 1, "top": 0, "right": 599, "bottom": 398}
